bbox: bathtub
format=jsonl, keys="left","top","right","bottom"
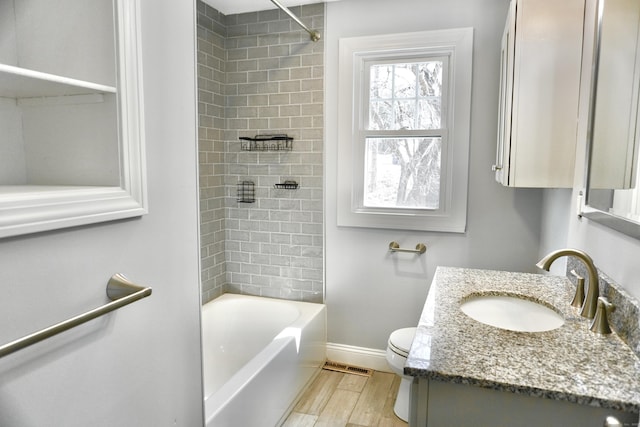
{"left": 202, "top": 293, "right": 326, "bottom": 427}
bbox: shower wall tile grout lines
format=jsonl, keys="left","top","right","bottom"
{"left": 197, "top": 1, "right": 324, "bottom": 304}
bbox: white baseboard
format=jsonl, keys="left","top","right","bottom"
{"left": 326, "top": 342, "right": 392, "bottom": 373}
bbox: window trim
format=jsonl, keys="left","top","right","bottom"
{"left": 336, "top": 28, "right": 473, "bottom": 232}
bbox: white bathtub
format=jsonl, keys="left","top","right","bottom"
{"left": 202, "top": 293, "right": 326, "bottom": 427}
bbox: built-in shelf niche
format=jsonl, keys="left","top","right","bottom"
{"left": 0, "top": 0, "right": 146, "bottom": 238}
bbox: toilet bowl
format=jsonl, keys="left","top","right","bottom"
{"left": 386, "top": 327, "right": 417, "bottom": 422}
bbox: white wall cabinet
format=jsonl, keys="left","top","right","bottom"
{"left": 0, "top": 0, "right": 146, "bottom": 238}
{"left": 494, "top": 0, "right": 584, "bottom": 188}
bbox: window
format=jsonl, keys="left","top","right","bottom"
{"left": 365, "top": 60, "right": 445, "bottom": 210}
{"left": 337, "top": 29, "right": 473, "bottom": 232}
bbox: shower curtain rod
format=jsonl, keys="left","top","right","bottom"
{"left": 270, "top": 0, "right": 321, "bottom": 42}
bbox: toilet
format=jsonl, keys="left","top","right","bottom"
{"left": 386, "top": 327, "right": 417, "bottom": 422}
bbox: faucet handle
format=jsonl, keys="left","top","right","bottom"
{"left": 569, "top": 269, "right": 585, "bottom": 309}
{"left": 590, "top": 297, "right": 615, "bottom": 334}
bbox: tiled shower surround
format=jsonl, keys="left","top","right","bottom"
{"left": 197, "top": 1, "right": 324, "bottom": 304}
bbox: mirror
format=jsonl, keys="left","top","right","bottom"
{"left": 583, "top": 0, "right": 640, "bottom": 239}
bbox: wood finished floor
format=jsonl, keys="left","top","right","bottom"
{"left": 282, "top": 369, "right": 408, "bottom": 427}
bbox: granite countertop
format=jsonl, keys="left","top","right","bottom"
{"left": 405, "top": 266, "right": 640, "bottom": 413}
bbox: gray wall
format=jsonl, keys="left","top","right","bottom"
{"left": 539, "top": 189, "right": 572, "bottom": 275}
{"left": 0, "top": 0, "right": 203, "bottom": 424}
{"left": 325, "top": 0, "right": 544, "bottom": 350}
{"left": 198, "top": 2, "right": 325, "bottom": 304}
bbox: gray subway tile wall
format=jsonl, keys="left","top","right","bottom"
{"left": 198, "top": 2, "right": 227, "bottom": 304}
{"left": 197, "top": 1, "right": 324, "bottom": 304}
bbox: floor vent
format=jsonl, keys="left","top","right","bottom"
{"left": 322, "top": 360, "right": 373, "bottom": 377}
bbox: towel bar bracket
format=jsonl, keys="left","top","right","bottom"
{"left": 389, "top": 241, "right": 427, "bottom": 255}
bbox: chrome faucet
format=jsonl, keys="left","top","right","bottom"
{"left": 536, "top": 248, "right": 600, "bottom": 319}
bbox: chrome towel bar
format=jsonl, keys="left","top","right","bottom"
{"left": 389, "top": 241, "right": 427, "bottom": 255}
{"left": 0, "top": 274, "right": 151, "bottom": 359}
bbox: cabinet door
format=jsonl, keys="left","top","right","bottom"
{"left": 415, "top": 379, "right": 639, "bottom": 427}
{"left": 496, "top": 0, "right": 584, "bottom": 188}
{"left": 494, "top": 0, "right": 516, "bottom": 185}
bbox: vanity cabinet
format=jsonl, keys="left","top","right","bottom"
{"left": 494, "top": 0, "right": 584, "bottom": 187}
{"left": 0, "top": 0, "right": 146, "bottom": 238}
{"left": 410, "top": 379, "right": 638, "bottom": 427}
{"left": 406, "top": 267, "right": 640, "bottom": 427}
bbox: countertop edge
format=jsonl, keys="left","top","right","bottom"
{"left": 405, "top": 367, "right": 640, "bottom": 414}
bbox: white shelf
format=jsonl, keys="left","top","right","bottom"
{"left": 0, "top": 184, "right": 146, "bottom": 239}
{"left": 0, "top": 63, "right": 116, "bottom": 99}
{"left": 0, "top": 185, "right": 118, "bottom": 196}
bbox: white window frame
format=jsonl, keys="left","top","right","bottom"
{"left": 337, "top": 28, "right": 473, "bottom": 232}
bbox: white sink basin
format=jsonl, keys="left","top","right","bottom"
{"left": 460, "top": 294, "right": 564, "bottom": 332}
